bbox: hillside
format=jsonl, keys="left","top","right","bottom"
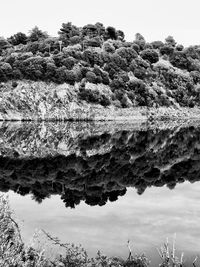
{"left": 1, "top": 23, "right": 200, "bottom": 120}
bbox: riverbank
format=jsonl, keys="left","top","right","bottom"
{"left": 1, "top": 81, "right": 200, "bottom": 122}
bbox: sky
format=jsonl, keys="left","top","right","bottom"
{"left": 9, "top": 182, "right": 200, "bottom": 263}
{"left": 1, "top": 0, "right": 200, "bottom": 46}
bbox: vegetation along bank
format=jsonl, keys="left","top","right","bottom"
{"left": 1, "top": 22, "right": 200, "bottom": 120}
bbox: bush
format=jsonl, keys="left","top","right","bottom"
{"left": 160, "top": 45, "right": 174, "bottom": 56}
{"left": 0, "top": 62, "right": 12, "bottom": 81}
{"left": 165, "top": 35, "right": 176, "bottom": 47}
{"left": 62, "top": 56, "right": 76, "bottom": 70}
{"left": 65, "top": 70, "right": 76, "bottom": 85}
{"left": 105, "top": 26, "right": 117, "bottom": 40}
{"left": 28, "top": 26, "right": 48, "bottom": 42}
{"left": 84, "top": 36, "right": 102, "bottom": 48}
{"left": 140, "top": 49, "right": 159, "bottom": 63}
{"left": 86, "top": 71, "right": 97, "bottom": 83}
{"left": 115, "top": 47, "right": 138, "bottom": 63}
{"left": 176, "top": 44, "right": 184, "bottom": 51}
{"left": 103, "top": 41, "right": 115, "bottom": 53}
{"left": 134, "top": 33, "right": 146, "bottom": 50}
{"left": 8, "top": 32, "right": 28, "bottom": 46}
{"left": 127, "top": 79, "right": 146, "bottom": 93}
{"left": 169, "top": 51, "right": 191, "bottom": 70}
{"left": 151, "top": 41, "right": 164, "bottom": 49}
{"left": 110, "top": 77, "right": 127, "bottom": 90}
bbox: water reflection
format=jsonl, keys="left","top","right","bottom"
{"left": 1, "top": 121, "right": 200, "bottom": 208}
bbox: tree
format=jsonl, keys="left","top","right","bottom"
{"left": 134, "top": 33, "right": 146, "bottom": 50}
{"left": 140, "top": 49, "right": 159, "bottom": 64}
{"left": 8, "top": 32, "right": 27, "bottom": 45}
{"left": 0, "top": 37, "right": 11, "bottom": 53}
{"left": 105, "top": 26, "right": 117, "bottom": 40}
{"left": 28, "top": 26, "right": 48, "bottom": 42}
{"left": 58, "top": 22, "right": 80, "bottom": 45}
{"left": 165, "top": 36, "right": 176, "bottom": 47}
{"left": 151, "top": 40, "right": 164, "bottom": 49}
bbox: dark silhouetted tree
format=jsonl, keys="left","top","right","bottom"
{"left": 8, "top": 32, "right": 28, "bottom": 45}
{"left": 28, "top": 26, "right": 48, "bottom": 42}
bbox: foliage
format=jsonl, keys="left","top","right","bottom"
{"left": 140, "top": 49, "right": 159, "bottom": 63}
{"left": 28, "top": 26, "right": 48, "bottom": 42}
{"left": 8, "top": 32, "right": 28, "bottom": 46}
{"left": 0, "top": 37, "right": 11, "bottom": 53}
{"left": 0, "top": 22, "right": 200, "bottom": 108}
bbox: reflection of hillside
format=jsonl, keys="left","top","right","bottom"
{"left": 1, "top": 122, "right": 200, "bottom": 208}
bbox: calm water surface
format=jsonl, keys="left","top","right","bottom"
{"left": 1, "top": 121, "right": 200, "bottom": 265}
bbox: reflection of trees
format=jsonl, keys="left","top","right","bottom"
{"left": 1, "top": 125, "right": 200, "bottom": 208}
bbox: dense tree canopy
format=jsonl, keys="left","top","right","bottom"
{"left": 1, "top": 21, "right": 200, "bottom": 108}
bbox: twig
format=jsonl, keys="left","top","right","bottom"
{"left": 127, "top": 240, "right": 132, "bottom": 260}
{"left": 172, "top": 233, "right": 176, "bottom": 259}
{"left": 193, "top": 256, "right": 198, "bottom": 267}
{"left": 156, "top": 247, "right": 163, "bottom": 260}
{"left": 42, "top": 229, "right": 70, "bottom": 250}
{"left": 180, "top": 252, "right": 184, "bottom": 264}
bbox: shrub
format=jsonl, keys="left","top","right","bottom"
{"left": 134, "top": 33, "right": 146, "bottom": 50}
{"left": 165, "top": 35, "right": 176, "bottom": 47}
{"left": 127, "top": 79, "right": 146, "bottom": 93}
{"left": 83, "top": 49, "right": 103, "bottom": 67}
{"left": 151, "top": 40, "right": 164, "bottom": 49}
{"left": 140, "top": 49, "right": 159, "bottom": 63}
{"left": 19, "top": 56, "right": 46, "bottom": 80}
{"left": 110, "top": 53, "right": 128, "bottom": 70}
{"left": 83, "top": 36, "right": 102, "bottom": 48}
{"left": 65, "top": 70, "right": 76, "bottom": 85}
{"left": 55, "top": 66, "right": 67, "bottom": 83}
{"left": 110, "top": 77, "right": 127, "bottom": 90}
{"left": 101, "top": 70, "right": 110, "bottom": 85}
{"left": 160, "top": 45, "right": 174, "bottom": 56}
{"left": 28, "top": 26, "right": 48, "bottom": 42}
{"left": 169, "top": 51, "right": 191, "bottom": 70}
{"left": 58, "top": 22, "right": 80, "bottom": 45}
{"left": 8, "top": 32, "right": 28, "bottom": 45}
{"left": 86, "top": 71, "right": 97, "bottom": 83}
{"left": 0, "top": 62, "right": 12, "bottom": 81}
{"left": 103, "top": 41, "right": 115, "bottom": 53}
{"left": 131, "top": 43, "right": 140, "bottom": 53}
{"left": 103, "top": 62, "right": 120, "bottom": 79}
{"left": 69, "top": 35, "right": 81, "bottom": 45}
{"left": 62, "top": 56, "right": 76, "bottom": 70}
{"left": 176, "top": 44, "right": 184, "bottom": 51}
{"left": 0, "top": 37, "right": 11, "bottom": 53}
{"left": 190, "top": 70, "right": 200, "bottom": 84}
{"left": 115, "top": 47, "right": 138, "bottom": 63}
{"left": 105, "top": 26, "right": 117, "bottom": 40}
{"left": 45, "top": 62, "right": 57, "bottom": 80}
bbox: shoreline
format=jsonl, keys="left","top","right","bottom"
{"left": 1, "top": 106, "right": 200, "bottom": 122}
{"left": 1, "top": 81, "right": 200, "bottom": 122}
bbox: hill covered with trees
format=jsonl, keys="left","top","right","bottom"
{"left": 1, "top": 22, "right": 200, "bottom": 111}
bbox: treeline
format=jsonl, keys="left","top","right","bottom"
{"left": 1, "top": 22, "right": 200, "bottom": 107}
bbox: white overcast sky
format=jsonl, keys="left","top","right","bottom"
{"left": 1, "top": 0, "right": 200, "bottom": 46}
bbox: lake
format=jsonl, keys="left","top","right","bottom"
{"left": 1, "top": 121, "right": 200, "bottom": 265}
